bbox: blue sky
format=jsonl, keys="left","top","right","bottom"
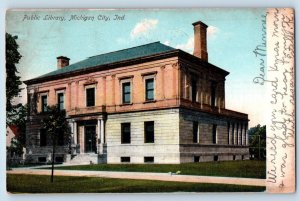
{"left": 6, "top": 9, "right": 267, "bottom": 127}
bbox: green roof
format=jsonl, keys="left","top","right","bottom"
{"left": 35, "top": 42, "right": 175, "bottom": 79}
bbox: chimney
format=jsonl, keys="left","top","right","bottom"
{"left": 57, "top": 56, "right": 70, "bottom": 69}
{"left": 192, "top": 21, "right": 208, "bottom": 61}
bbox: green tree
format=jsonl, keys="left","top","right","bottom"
{"left": 9, "top": 104, "right": 27, "bottom": 146}
{"left": 41, "top": 105, "right": 71, "bottom": 182}
{"left": 6, "top": 33, "right": 22, "bottom": 115}
{"left": 249, "top": 124, "right": 266, "bottom": 160}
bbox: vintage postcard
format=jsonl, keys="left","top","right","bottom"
{"left": 5, "top": 8, "right": 295, "bottom": 193}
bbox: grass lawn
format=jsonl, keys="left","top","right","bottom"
{"left": 53, "top": 160, "right": 266, "bottom": 179}
{"left": 7, "top": 174, "right": 265, "bottom": 193}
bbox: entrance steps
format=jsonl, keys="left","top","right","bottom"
{"left": 65, "top": 153, "right": 107, "bottom": 165}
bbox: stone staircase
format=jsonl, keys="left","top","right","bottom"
{"left": 65, "top": 153, "right": 107, "bottom": 165}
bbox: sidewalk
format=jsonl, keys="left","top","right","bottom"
{"left": 7, "top": 168, "right": 266, "bottom": 187}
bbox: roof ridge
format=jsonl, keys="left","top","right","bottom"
{"left": 88, "top": 41, "right": 164, "bottom": 58}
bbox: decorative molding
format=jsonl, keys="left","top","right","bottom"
{"left": 54, "top": 87, "right": 66, "bottom": 91}
{"left": 160, "top": 65, "right": 167, "bottom": 70}
{"left": 171, "top": 62, "right": 179, "bottom": 69}
{"left": 83, "top": 76, "right": 97, "bottom": 86}
{"left": 117, "top": 75, "right": 133, "bottom": 80}
{"left": 141, "top": 71, "right": 157, "bottom": 77}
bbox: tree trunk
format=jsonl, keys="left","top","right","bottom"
{"left": 51, "top": 143, "right": 55, "bottom": 183}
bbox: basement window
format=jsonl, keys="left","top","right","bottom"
{"left": 55, "top": 156, "right": 64, "bottom": 163}
{"left": 194, "top": 156, "right": 200, "bottom": 163}
{"left": 121, "top": 157, "right": 130, "bottom": 163}
{"left": 38, "top": 157, "right": 46, "bottom": 163}
{"left": 144, "top": 157, "right": 154, "bottom": 163}
{"left": 214, "top": 155, "right": 218, "bottom": 162}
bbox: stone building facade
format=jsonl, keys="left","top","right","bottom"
{"left": 24, "top": 20, "right": 249, "bottom": 164}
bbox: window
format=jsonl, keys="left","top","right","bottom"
{"left": 55, "top": 156, "right": 64, "bottom": 163}
{"left": 40, "top": 129, "right": 47, "bottom": 146}
{"left": 194, "top": 156, "right": 200, "bottom": 163}
{"left": 121, "top": 157, "right": 130, "bottom": 163}
{"left": 191, "top": 79, "right": 197, "bottom": 102}
{"left": 212, "top": 124, "right": 217, "bottom": 144}
{"left": 38, "top": 157, "right": 47, "bottom": 163}
{"left": 193, "top": 121, "right": 198, "bottom": 143}
{"left": 144, "top": 121, "right": 154, "bottom": 143}
{"left": 121, "top": 123, "right": 131, "bottom": 144}
{"left": 41, "top": 95, "right": 48, "bottom": 112}
{"left": 144, "top": 157, "right": 154, "bottom": 163}
{"left": 214, "top": 155, "right": 219, "bottom": 161}
{"left": 57, "top": 93, "right": 64, "bottom": 110}
{"left": 211, "top": 82, "right": 216, "bottom": 107}
{"left": 145, "top": 78, "right": 154, "bottom": 101}
{"left": 227, "top": 122, "right": 230, "bottom": 144}
{"left": 58, "top": 130, "right": 64, "bottom": 146}
{"left": 86, "top": 87, "right": 95, "bottom": 107}
{"left": 122, "top": 82, "right": 131, "bottom": 104}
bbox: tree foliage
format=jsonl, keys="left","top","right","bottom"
{"left": 41, "top": 105, "right": 71, "bottom": 182}
{"left": 249, "top": 124, "right": 266, "bottom": 160}
{"left": 6, "top": 33, "right": 22, "bottom": 114}
{"left": 41, "top": 105, "right": 72, "bottom": 148}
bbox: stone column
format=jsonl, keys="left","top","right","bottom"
{"left": 228, "top": 123, "right": 231, "bottom": 145}
{"left": 161, "top": 65, "right": 165, "bottom": 99}
{"left": 241, "top": 123, "right": 244, "bottom": 145}
{"left": 101, "top": 119, "right": 105, "bottom": 143}
{"left": 73, "top": 121, "right": 77, "bottom": 145}
{"left": 97, "top": 119, "right": 101, "bottom": 154}
{"left": 245, "top": 123, "right": 249, "bottom": 146}
{"left": 69, "top": 121, "right": 74, "bottom": 144}
{"left": 97, "top": 119, "right": 101, "bottom": 142}
{"left": 234, "top": 123, "right": 238, "bottom": 145}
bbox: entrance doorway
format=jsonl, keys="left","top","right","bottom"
{"left": 85, "top": 125, "right": 96, "bottom": 153}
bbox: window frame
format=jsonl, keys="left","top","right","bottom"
{"left": 144, "top": 156, "right": 154, "bottom": 163}
{"left": 40, "top": 94, "right": 48, "bottom": 113}
{"left": 121, "top": 157, "right": 131, "bottom": 163}
{"left": 121, "top": 123, "right": 131, "bottom": 144}
{"left": 211, "top": 82, "right": 217, "bottom": 107}
{"left": 145, "top": 78, "right": 155, "bottom": 101}
{"left": 144, "top": 121, "right": 155, "bottom": 143}
{"left": 85, "top": 85, "right": 96, "bottom": 107}
{"left": 56, "top": 90, "right": 65, "bottom": 110}
{"left": 191, "top": 78, "right": 198, "bottom": 102}
{"left": 142, "top": 73, "right": 156, "bottom": 102}
{"left": 122, "top": 82, "right": 131, "bottom": 104}
{"left": 212, "top": 124, "right": 217, "bottom": 144}
{"left": 40, "top": 129, "right": 47, "bottom": 147}
{"left": 192, "top": 121, "right": 199, "bottom": 143}
{"left": 118, "top": 77, "right": 133, "bottom": 105}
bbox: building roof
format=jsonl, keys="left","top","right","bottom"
{"left": 24, "top": 41, "right": 229, "bottom": 85}
{"left": 7, "top": 125, "right": 20, "bottom": 138}
{"left": 35, "top": 42, "right": 174, "bottom": 79}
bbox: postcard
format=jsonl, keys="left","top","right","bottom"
{"left": 5, "top": 8, "right": 295, "bottom": 193}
